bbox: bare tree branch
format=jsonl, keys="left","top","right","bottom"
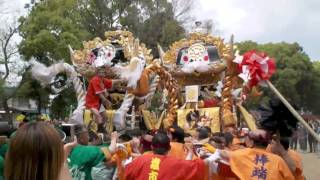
{"left": 7, "top": 49, "right": 19, "bottom": 59}
{"left": 171, "top": 0, "right": 195, "bottom": 24}
{"left": 0, "top": 21, "right": 18, "bottom": 81}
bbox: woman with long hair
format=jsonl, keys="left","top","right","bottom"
{"left": 5, "top": 121, "right": 74, "bottom": 180}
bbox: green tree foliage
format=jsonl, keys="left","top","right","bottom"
{"left": 18, "top": 0, "right": 90, "bottom": 116}
{"left": 237, "top": 41, "right": 319, "bottom": 114}
{"left": 49, "top": 88, "right": 77, "bottom": 119}
{"left": 126, "top": 0, "right": 185, "bottom": 56}
{"left": 18, "top": 0, "right": 188, "bottom": 118}
{"left": 15, "top": 72, "right": 50, "bottom": 113}
{"left": 75, "top": 0, "right": 186, "bottom": 56}
{"left": 305, "top": 61, "right": 320, "bottom": 113}
{"left": 19, "top": 0, "right": 90, "bottom": 63}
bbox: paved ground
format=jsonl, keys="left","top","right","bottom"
{"left": 300, "top": 152, "right": 320, "bottom": 180}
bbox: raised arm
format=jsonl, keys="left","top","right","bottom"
{"left": 109, "top": 131, "right": 118, "bottom": 153}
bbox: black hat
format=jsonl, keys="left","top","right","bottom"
{"left": 257, "top": 98, "right": 298, "bottom": 137}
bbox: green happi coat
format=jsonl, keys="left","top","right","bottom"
{"left": 0, "top": 143, "right": 8, "bottom": 180}
{"left": 0, "top": 144, "right": 8, "bottom": 158}
{"left": 0, "top": 154, "right": 4, "bottom": 179}
{"left": 68, "top": 145, "right": 115, "bottom": 180}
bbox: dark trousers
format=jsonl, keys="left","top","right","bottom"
{"left": 308, "top": 135, "right": 315, "bottom": 152}
{"left": 290, "top": 138, "right": 298, "bottom": 150}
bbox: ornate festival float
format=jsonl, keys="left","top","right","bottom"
{"left": 27, "top": 23, "right": 264, "bottom": 134}
{"left": 29, "top": 22, "right": 320, "bottom": 142}
{"left": 29, "top": 27, "right": 179, "bottom": 134}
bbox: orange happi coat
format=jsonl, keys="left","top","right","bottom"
{"left": 266, "top": 145, "right": 304, "bottom": 180}
{"left": 288, "top": 150, "right": 304, "bottom": 180}
{"left": 228, "top": 148, "right": 294, "bottom": 180}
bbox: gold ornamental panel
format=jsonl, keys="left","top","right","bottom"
{"left": 177, "top": 107, "right": 220, "bottom": 133}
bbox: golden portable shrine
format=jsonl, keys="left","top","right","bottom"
{"left": 29, "top": 23, "right": 258, "bottom": 136}
{"left": 29, "top": 20, "right": 320, "bottom": 142}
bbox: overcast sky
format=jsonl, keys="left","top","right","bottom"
{"left": 1, "top": 0, "right": 320, "bottom": 60}
{"left": 194, "top": 0, "right": 320, "bottom": 60}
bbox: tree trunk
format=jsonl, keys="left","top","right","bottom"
{"left": 2, "top": 98, "right": 11, "bottom": 125}
{"left": 37, "top": 94, "right": 42, "bottom": 114}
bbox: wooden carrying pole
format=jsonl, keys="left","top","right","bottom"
{"left": 267, "top": 80, "right": 320, "bottom": 142}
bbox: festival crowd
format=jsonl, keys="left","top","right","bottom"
{"left": 290, "top": 121, "right": 320, "bottom": 153}
{"left": 0, "top": 115, "right": 308, "bottom": 180}
{"left": 0, "top": 39, "right": 314, "bottom": 180}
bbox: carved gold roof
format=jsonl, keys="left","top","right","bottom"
{"left": 163, "top": 32, "right": 233, "bottom": 64}
{"left": 71, "top": 30, "right": 153, "bottom": 65}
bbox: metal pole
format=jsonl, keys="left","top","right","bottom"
{"left": 267, "top": 80, "right": 320, "bottom": 142}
